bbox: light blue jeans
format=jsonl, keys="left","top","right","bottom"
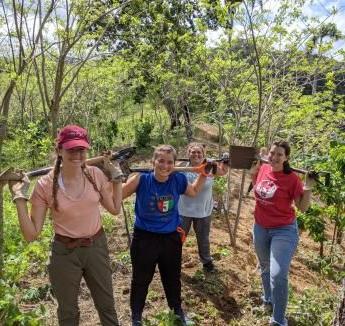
{"left": 253, "top": 221, "right": 299, "bottom": 325}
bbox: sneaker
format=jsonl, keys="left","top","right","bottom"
{"left": 269, "top": 317, "right": 288, "bottom": 326}
{"left": 132, "top": 321, "right": 142, "bottom": 326}
{"left": 203, "top": 261, "right": 215, "bottom": 272}
{"left": 174, "top": 307, "right": 195, "bottom": 326}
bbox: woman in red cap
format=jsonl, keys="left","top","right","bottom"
{"left": 9, "top": 125, "right": 122, "bottom": 325}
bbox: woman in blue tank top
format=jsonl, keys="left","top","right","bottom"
{"left": 122, "top": 144, "right": 210, "bottom": 326}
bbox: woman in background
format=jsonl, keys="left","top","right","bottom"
{"left": 178, "top": 142, "right": 228, "bottom": 272}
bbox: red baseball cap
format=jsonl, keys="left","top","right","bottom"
{"left": 57, "top": 125, "right": 90, "bottom": 149}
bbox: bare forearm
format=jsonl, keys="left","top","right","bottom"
{"left": 295, "top": 190, "right": 312, "bottom": 212}
{"left": 111, "top": 180, "right": 122, "bottom": 214}
{"left": 216, "top": 163, "right": 228, "bottom": 176}
{"left": 14, "top": 199, "right": 38, "bottom": 242}
{"left": 188, "top": 174, "right": 207, "bottom": 197}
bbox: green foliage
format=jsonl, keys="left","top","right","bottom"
{"left": 288, "top": 287, "right": 336, "bottom": 325}
{"left": 0, "top": 280, "right": 45, "bottom": 325}
{"left": 163, "top": 127, "right": 188, "bottom": 150}
{"left": 134, "top": 119, "right": 154, "bottom": 148}
{"left": 315, "top": 256, "right": 345, "bottom": 283}
{"left": 22, "top": 285, "right": 50, "bottom": 304}
{"left": 2, "top": 121, "right": 52, "bottom": 169}
{"left": 3, "top": 189, "right": 52, "bottom": 282}
{"left": 212, "top": 176, "right": 227, "bottom": 197}
{"left": 314, "top": 142, "right": 345, "bottom": 242}
{"left": 101, "top": 212, "right": 117, "bottom": 233}
{"left": 116, "top": 250, "right": 131, "bottom": 266}
{"left": 144, "top": 309, "right": 194, "bottom": 326}
{"left": 213, "top": 246, "right": 230, "bottom": 259}
{"left": 1, "top": 1, "right": 345, "bottom": 324}
{"left": 297, "top": 205, "right": 326, "bottom": 244}
{"left": 0, "top": 189, "right": 52, "bottom": 323}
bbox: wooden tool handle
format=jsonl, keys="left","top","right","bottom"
{"left": 172, "top": 166, "right": 198, "bottom": 173}
{"left": 259, "top": 158, "right": 308, "bottom": 175}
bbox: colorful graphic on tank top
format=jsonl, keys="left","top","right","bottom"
{"left": 156, "top": 195, "right": 174, "bottom": 213}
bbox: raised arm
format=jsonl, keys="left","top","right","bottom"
{"left": 122, "top": 173, "right": 141, "bottom": 199}
{"left": 294, "top": 174, "right": 315, "bottom": 212}
{"left": 9, "top": 177, "right": 47, "bottom": 242}
{"left": 215, "top": 162, "right": 228, "bottom": 176}
{"left": 99, "top": 157, "right": 123, "bottom": 215}
{"left": 184, "top": 174, "right": 207, "bottom": 197}
{"left": 249, "top": 160, "right": 261, "bottom": 184}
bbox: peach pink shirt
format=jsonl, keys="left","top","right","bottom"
{"left": 30, "top": 166, "right": 112, "bottom": 238}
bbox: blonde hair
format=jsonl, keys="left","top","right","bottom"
{"left": 152, "top": 145, "right": 177, "bottom": 162}
{"left": 187, "top": 142, "right": 206, "bottom": 157}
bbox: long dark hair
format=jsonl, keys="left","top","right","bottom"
{"left": 271, "top": 140, "right": 292, "bottom": 174}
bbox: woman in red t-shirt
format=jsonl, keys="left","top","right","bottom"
{"left": 250, "top": 141, "right": 315, "bottom": 326}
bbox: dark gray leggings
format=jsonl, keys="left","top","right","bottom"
{"left": 181, "top": 215, "right": 212, "bottom": 264}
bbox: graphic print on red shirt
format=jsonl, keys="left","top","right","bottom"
{"left": 254, "top": 164, "right": 304, "bottom": 228}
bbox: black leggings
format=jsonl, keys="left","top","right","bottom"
{"left": 130, "top": 228, "right": 183, "bottom": 321}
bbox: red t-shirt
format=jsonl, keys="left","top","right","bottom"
{"left": 254, "top": 164, "right": 304, "bottom": 228}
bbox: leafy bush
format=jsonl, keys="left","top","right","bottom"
{"left": 134, "top": 120, "right": 154, "bottom": 148}
{"left": 288, "top": 287, "right": 336, "bottom": 325}
{"left": 0, "top": 280, "right": 45, "bottom": 325}
{"left": 2, "top": 121, "right": 52, "bottom": 169}
{"left": 297, "top": 205, "right": 326, "bottom": 243}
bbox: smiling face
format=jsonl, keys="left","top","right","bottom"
{"left": 152, "top": 151, "right": 175, "bottom": 182}
{"left": 188, "top": 145, "right": 205, "bottom": 166}
{"left": 59, "top": 146, "right": 88, "bottom": 168}
{"left": 268, "top": 145, "right": 288, "bottom": 172}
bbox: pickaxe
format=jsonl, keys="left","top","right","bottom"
{"left": 0, "top": 147, "right": 137, "bottom": 182}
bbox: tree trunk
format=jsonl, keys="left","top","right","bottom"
{"left": 231, "top": 170, "right": 246, "bottom": 247}
{"left": 336, "top": 227, "right": 343, "bottom": 245}
{"left": 0, "top": 185, "right": 4, "bottom": 278}
{"left": 333, "top": 279, "right": 345, "bottom": 326}
{"left": 319, "top": 240, "right": 324, "bottom": 258}
{"left": 0, "top": 80, "right": 16, "bottom": 154}
{"left": 181, "top": 103, "right": 192, "bottom": 142}
{"left": 162, "top": 97, "right": 180, "bottom": 130}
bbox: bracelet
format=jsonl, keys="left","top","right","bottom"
{"left": 111, "top": 176, "right": 123, "bottom": 184}
{"left": 12, "top": 195, "right": 29, "bottom": 202}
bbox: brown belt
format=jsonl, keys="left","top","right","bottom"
{"left": 54, "top": 227, "right": 104, "bottom": 249}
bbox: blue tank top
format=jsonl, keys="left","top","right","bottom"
{"left": 134, "top": 172, "right": 188, "bottom": 233}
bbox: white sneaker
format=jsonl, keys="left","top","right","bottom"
{"left": 269, "top": 317, "right": 288, "bottom": 326}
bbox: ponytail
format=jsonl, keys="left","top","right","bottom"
{"left": 283, "top": 161, "right": 292, "bottom": 174}
{"left": 52, "top": 155, "right": 62, "bottom": 211}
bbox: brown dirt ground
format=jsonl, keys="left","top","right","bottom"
{"left": 22, "top": 152, "right": 343, "bottom": 326}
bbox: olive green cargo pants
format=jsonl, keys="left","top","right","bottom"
{"left": 48, "top": 232, "right": 119, "bottom": 325}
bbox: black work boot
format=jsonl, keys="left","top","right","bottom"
{"left": 174, "top": 307, "right": 187, "bottom": 325}
{"left": 131, "top": 310, "right": 142, "bottom": 326}
{"left": 203, "top": 261, "right": 215, "bottom": 272}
